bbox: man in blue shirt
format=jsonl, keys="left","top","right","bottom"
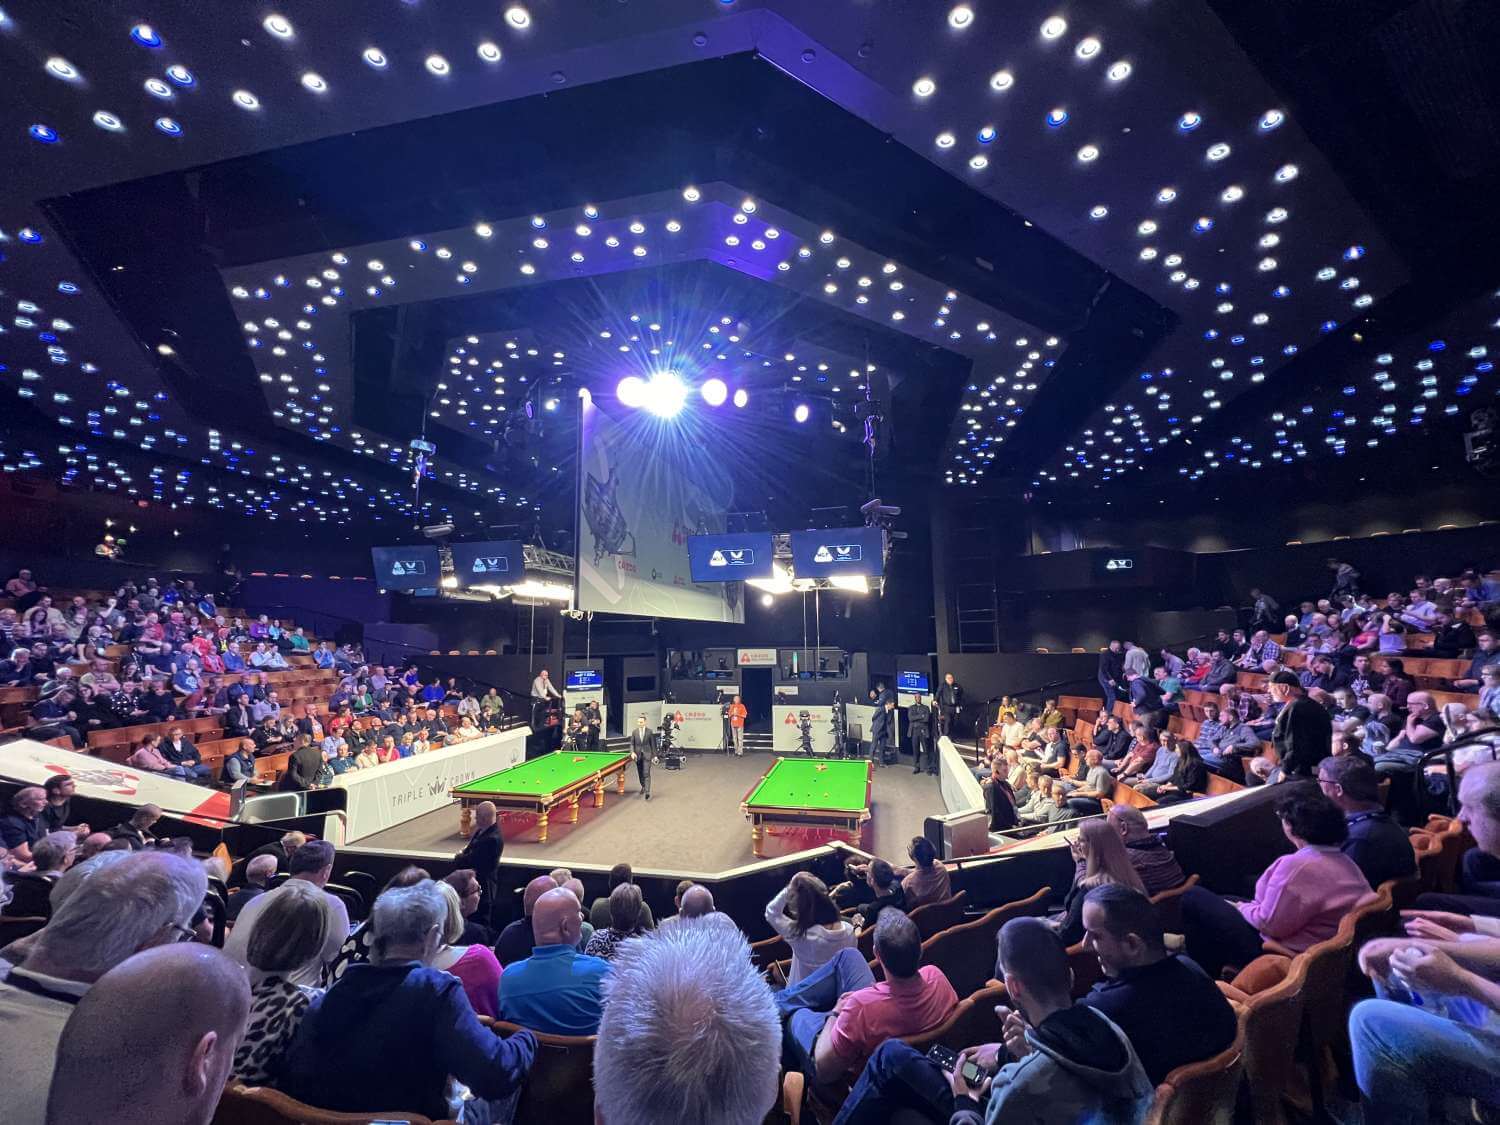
{"left": 499, "top": 886, "right": 610, "bottom": 1036}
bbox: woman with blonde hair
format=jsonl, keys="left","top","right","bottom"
{"left": 232, "top": 879, "right": 331, "bottom": 1084}
{"left": 1054, "top": 817, "right": 1146, "bottom": 944}
{"left": 429, "top": 879, "right": 504, "bottom": 1017}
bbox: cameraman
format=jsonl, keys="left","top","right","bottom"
{"left": 727, "top": 693, "right": 747, "bottom": 756}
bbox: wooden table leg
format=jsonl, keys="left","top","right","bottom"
{"left": 458, "top": 802, "right": 473, "bottom": 838}
{"left": 616, "top": 768, "right": 626, "bottom": 794}
{"left": 594, "top": 777, "right": 606, "bottom": 808}
{"left": 751, "top": 821, "right": 765, "bottom": 859}
{"left": 569, "top": 793, "right": 580, "bottom": 823}
{"left": 537, "top": 807, "right": 550, "bottom": 844}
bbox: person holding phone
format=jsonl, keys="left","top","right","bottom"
{"left": 835, "top": 917, "right": 1151, "bottom": 1124}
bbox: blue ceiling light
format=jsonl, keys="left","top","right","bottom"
{"left": 1273, "top": 285, "right": 1291, "bottom": 298}
{"left": 154, "top": 117, "right": 181, "bottom": 136}
{"left": 130, "top": 23, "right": 162, "bottom": 47}
{"left": 1193, "top": 216, "right": 1214, "bottom": 233}
{"left": 166, "top": 63, "right": 194, "bottom": 87}
{"left": 977, "top": 124, "right": 997, "bottom": 144}
{"left": 1177, "top": 111, "right": 1202, "bottom": 132}
{"left": 28, "top": 123, "right": 59, "bottom": 144}
{"left": 1428, "top": 339, "right": 1446, "bottom": 351}
{"left": 57, "top": 281, "right": 78, "bottom": 293}
{"left": 1046, "top": 107, "right": 1069, "bottom": 128}
{"left": 18, "top": 227, "right": 42, "bottom": 243}
{"left": 1319, "top": 320, "right": 1337, "bottom": 333}
{"left": 1344, "top": 245, "right": 1365, "bottom": 261}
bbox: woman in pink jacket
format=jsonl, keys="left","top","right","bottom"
{"left": 1178, "top": 785, "right": 1373, "bottom": 976}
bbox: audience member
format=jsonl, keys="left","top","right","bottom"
{"left": 900, "top": 836, "right": 952, "bottom": 908}
{"left": 442, "top": 868, "right": 496, "bottom": 946}
{"left": 765, "top": 872, "right": 858, "bottom": 985}
{"left": 230, "top": 878, "right": 330, "bottom": 1084}
{"left": 1054, "top": 818, "right": 1147, "bottom": 945}
{"left": 495, "top": 874, "right": 557, "bottom": 967}
{"left": 1316, "top": 755, "right": 1417, "bottom": 889}
{"left": 226, "top": 853, "right": 277, "bottom": 921}
{"left": 1105, "top": 805, "right": 1187, "bottom": 894}
{"left": 498, "top": 886, "right": 610, "bottom": 1035}
{"left": 39, "top": 775, "right": 89, "bottom": 837}
{"left": 584, "top": 882, "right": 650, "bottom": 961}
{"left": 278, "top": 881, "right": 536, "bottom": 1122}
{"left": 223, "top": 840, "right": 349, "bottom": 987}
{"left": 44, "top": 943, "right": 250, "bottom": 1125}
{"left": 588, "top": 863, "right": 656, "bottom": 930}
{"left": 1269, "top": 671, "right": 1333, "bottom": 779}
{"left": 593, "top": 918, "right": 780, "bottom": 1125}
{"left": 429, "top": 881, "right": 504, "bottom": 1019}
{"left": 0, "top": 786, "right": 48, "bottom": 863}
{"left": 452, "top": 800, "right": 502, "bottom": 924}
{"left": 105, "top": 804, "right": 162, "bottom": 850}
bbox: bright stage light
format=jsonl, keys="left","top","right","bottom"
{"left": 760, "top": 593, "right": 774, "bottom": 607}
{"left": 616, "top": 376, "right": 646, "bottom": 408}
{"left": 644, "top": 371, "right": 688, "bottom": 418}
{"left": 701, "top": 378, "right": 728, "bottom": 406}
{"left": 733, "top": 388, "right": 749, "bottom": 408}
{"left": 793, "top": 403, "right": 810, "bottom": 423}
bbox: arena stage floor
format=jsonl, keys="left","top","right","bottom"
{"left": 358, "top": 751, "right": 940, "bottom": 874}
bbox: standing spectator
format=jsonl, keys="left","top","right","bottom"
{"left": 593, "top": 917, "right": 781, "bottom": 1125}
{"left": 44, "top": 944, "right": 251, "bottom": 1125}
{"left": 452, "top": 800, "right": 502, "bottom": 925}
{"left": 277, "top": 881, "right": 536, "bottom": 1122}
{"left": 1269, "top": 671, "right": 1333, "bottom": 779}
{"left": 764, "top": 872, "right": 858, "bottom": 985}
{"left": 1098, "top": 640, "right": 1126, "bottom": 706}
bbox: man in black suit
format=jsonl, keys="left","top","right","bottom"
{"left": 870, "top": 698, "right": 895, "bottom": 767}
{"left": 908, "top": 693, "right": 936, "bottom": 776}
{"left": 453, "top": 800, "right": 503, "bottom": 925}
{"left": 935, "top": 672, "right": 964, "bottom": 738}
{"left": 628, "top": 715, "right": 657, "bottom": 799}
{"left": 279, "top": 734, "right": 325, "bottom": 791}
{"left": 585, "top": 701, "right": 603, "bottom": 750}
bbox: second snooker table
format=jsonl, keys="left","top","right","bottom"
{"left": 741, "top": 756, "right": 873, "bottom": 858}
{"left": 451, "top": 750, "right": 631, "bottom": 843}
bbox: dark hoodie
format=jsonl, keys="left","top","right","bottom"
{"left": 950, "top": 1004, "right": 1152, "bottom": 1125}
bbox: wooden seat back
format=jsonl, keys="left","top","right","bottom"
{"left": 212, "top": 1083, "right": 450, "bottom": 1124}
{"left": 487, "top": 1019, "right": 596, "bottom": 1124}
{"left": 918, "top": 886, "right": 1050, "bottom": 999}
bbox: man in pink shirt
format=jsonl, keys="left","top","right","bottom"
{"left": 777, "top": 910, "right": 958, "bottom": 1094}
{"left": 1179, "top": 786, "right": 1373, "bottom": 976}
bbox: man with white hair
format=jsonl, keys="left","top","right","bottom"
{"left": 279, "top": 880, "right": 535, "bottom": 1121}
{"left": 28, "top": 831, "right": 77, "bottom": 881}
{"left": 45, "top": 943, "right": 251, "bottom": 1125}
{"left": 226, "top": 853, "right": 277, "bottom": 921}
{"left": 594, "top": 916, "right": 781, "bottom": 1125}
{"left": 0, "top": 850, "right": 208, "bottom": 1121}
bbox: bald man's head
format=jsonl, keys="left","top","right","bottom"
{"left": 531, "top": 886, "right": 583, "bottom": 947}
{"left": 245, "top": 853, "right": 278, "bottom": 885}
{"left": 46, "top": 944, "right": 250, "bottom": 1125}
{"left": 679, "top": 884, "right": 716, "bottom": 918}
{"left": 521, "top": 875, "right": 558, "bottom": 917}
{"left": 474, "top": 801, "right": 497, "bottom": 828}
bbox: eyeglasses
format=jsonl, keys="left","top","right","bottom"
{"left": 164, "top": 920, "right": 197, "bottom": 943}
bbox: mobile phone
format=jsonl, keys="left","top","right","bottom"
{"left": 926, "top": 1043, "right": 959, "bottom": 1072}
{"left": 961, "top": 1060, "right": 987, "bottom": 1086}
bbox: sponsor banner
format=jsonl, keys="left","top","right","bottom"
{"left": 772, "top": 705, "right": 837, "bottom": 754}
{"left": 737, "top": 647, "right": 778, "bottom": 667}
{"left": 333, "top": 727, "right": 527, "bottom": 841}
{"left": 662, "top": 702, "right": 725, "bottom": 750}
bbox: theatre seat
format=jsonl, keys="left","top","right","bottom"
{"left": 907, "top": 889, "right": 969, "bottom": 941}
{"left": 1148, "top": 874, "right": 1199, "bottom": 933}
{"left": 212, "top": 1084, "right": 453, "bottom": 1124}
{"left": 917, "top": 886, "right": 1050, "bottom": 998}
{"left": 487, "top": 1019, "right": 596, "bottom": 1123}
{"left": 1144, "top": 1024, "right": 1245, "bottom": 1125}
{"left": 1229, "top": 953, "right": 1309, "bottom": 1125}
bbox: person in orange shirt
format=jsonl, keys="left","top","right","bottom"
{"left": 727, "top": 694, "right": 748, "bottom": 756}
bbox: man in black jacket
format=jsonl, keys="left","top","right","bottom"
{"left": 279, "top": 734, "right": 325, "bottom": 792}
{"left": 1097, "top": 641, "right": 1125, "bottom": 707}
{"left": 908, "top": 694, "right": 935, "bottom": 775}
{"left": 1270, "top": 671, "right": 1332, "bottom": 779}
{"left": 935, "top": 673, "right": 964, "bottom": 738}
{"left": 1317, "top": 755, "right": 1416, "bottom": 888}
{"left": 628, "top": 715, "right": 657, "bottom": 799}
{"left": 454, "top": 801, "right": 503, "bottom": 924}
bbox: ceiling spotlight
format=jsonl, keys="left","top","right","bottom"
{"left": 935, "top": 131, "right": 956, "bottom": 148}
{"left": 1274, "top": 163, "right": 1299, "bottom": 182}
{"left": 644, "top": 371, "right": 688, "bottom": 418}
{"left": 130, "top": 24, "right": 162, "bottom": 47}
{"left": 701, "top": 378, "right": 728, "bottom": 406}
{"left": 793, "top": 403, "right": 810, "bottom": 424}
{"left": 1040, "top": 15, "right": 1068, "bottom": 39}
{"left": 1075, "top": 37, "right": 1101, "bottom": 59}
{"left": 232, "top": 89, "right": 260, "bottom": 110}
{"left": 475, "top": 222, "right": 493, "bottom": 238}
{"left": 144, "top": 77, "right": 173, "bottom": 99}
{"left": 154, "top": 116, "right": 181, "bottom": 136}
{"left": 616, "top": 376, "right": 646, "bottom": 408}
{"left": 1089, "top": 204, "right": 1109, "bottom": 220}
{"left": 300, "top": 71, "right": 327, "bottom": 93}
{"left": 262, "top": 13, "right": 294, "bottom": 39}
{"left": 760, "top": 593, "right": 774, "bottom": 607}
{"left": 1076, "top": 144, "right": 1099, "bottom": 162}
{"left": 733, "top": 388, "right": 749, "bottom": 408}
{"left": 165, "top": 63, "right": 195, "bottom": 87}
{"left": 1206, "top": 142, "right": 1231, "bottom": 161}
{"left": 969, "top": 154, "right": 990, "bottom": 170}
{"left": 682, "top": 185, "right": 701, "bottom": 202}
{"left": 989, "top": 69, "right": 1014, "bottom": 91}
{"left": 948, "top": 5, "right": 974, "bottom": 28}
{"left": 1046, "top": 107, "right": 1069, "bottom": 127}
{"left": 912, "top": 76, "right": 936, "bottom": 97}
{"left": 1177, "top": 111, "right": 1202, "bottom": 132}
{"left": 1220, "top": 184, "right": 1244, "bottom": 203}
{"left": 977, "top": 124, "right": 997, "bottom": 144}
{"left": 45, "top": 56, "right": 81, "bottom": 82}
{"left": 1107, "top": 60, "right": 1132, "bottom": 81}
{"left": 505, "top": 6, "right": 531, "bottom": 29}
{"left": 362, "top": 47, "right": 388, "bottom": 68}
{"left": 425, "top": 54, "right": 450, "bottom": 75}
{"left": 477, "top": 41, "right": 502, "bottom": 62}
{"left": 1258, "top": 109, "right": 1285, "bottom": 131}
{"left": 29, "top": 123, "right": 59, "bottom": 143}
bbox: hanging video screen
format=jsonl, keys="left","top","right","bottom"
{"left": 687, "top": 532, "right": 776, "bottom": 583}
{"left": 788, "top": 526, "right": 885, "bottom": 579}
{"left": 371, "top": 545, "right": 441, "bottom": 590}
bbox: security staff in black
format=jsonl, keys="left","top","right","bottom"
{"left": 909, "top": 693, "right": 936, "bottom": 775}
{"left": 936, "top": 673, "right": 964, "bottom": 737}
{"left": 869, "top": 699, "right": 896, "bottom": 766}
{"left": 629, "top": 715, "right": 657, "bottom": 799}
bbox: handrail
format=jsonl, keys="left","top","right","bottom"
{"left": 1414, "top": 728, "right": 1500, "bottom": 817}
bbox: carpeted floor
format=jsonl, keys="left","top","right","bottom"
{"left": 357, "top": 751, "right": 945, "bottom": 876}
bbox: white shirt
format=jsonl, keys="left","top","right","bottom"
{"left": 222, "top": 880, "right": 350, "bottom": 988}
{"left": 764, "top": 886, "right": 857, "bottom": 985}
{"left": 531, "top": 675, "right": 562, "bottom": 701}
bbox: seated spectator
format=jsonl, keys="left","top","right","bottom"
{"left": 900, "top": 836, "right": 952, "bottom": 908}
{"left": 442, "top": 868, "right": 495, "bottom": 946}
{"left": 777, "top": 910, "right": 958, "bottom": 1092}
{"left": 674, "top": 883, "right": 716, "bottom": 921}
{"left": 1374, "top": 690, "right": 1445, "bottom": 776}
{"left": 841, "top": 858, "right": 907, "bottom": 929}
{"left": 498, "top": 885, "right": 610, "bottom": 1035}
{"left": 1, "top": 786, "right": 49, "bottom": 863}
{"left": 161, "top": 725, "right": 213, "bottom": 784}
{"left": 1061, "top": 749, "right": 1114, "bottom": 818}
{"left": 27, "top": 831, "right": 76, "bottom": 881}
{"left": 1124, "top": 730, "right": 1180, "bottom": 798}
{"left": 224, "top": 840, "right": 350, "bottom": 987}
{"left": 1017, "top": 774, "right": 1062, "bottom": 827}
{"left": 429, "top": 881, "right": 504, "bottom": 1018}
{"left": 594, "top": 917, "right": 780, "bottom": 1125}
{"left": 1054, "top": 818, "right": 1147, "bottom": 945}
{"left": 105, "top": 804, "right": 162, "bottom": 850}
{"left": 496, "top": 875, "right": 558, "bottom": 966}
{"left": 278, "top": 881, "right": 536, "bottom": 1122}
{"left": 0, "top": 850, "right": 208, "bottom": 1120}
{"left": 40, "top": 775, "right": 89, "bottom": 838}
{"left": 1404, "top": 761, "right": 1500, "bottom": 919}
{"left": 1317, "top": 755, "right": 1417, "bottom": 889}
{"left": 584, "top": 882, "right": 650, "bottom": 961}
{"left": 1152, "top": 734, "right": 1208, "bottom": 804}
{"left": 588, "top": 863, "right": 656, "bottom": 931}
{"left": 221, "top": 739, "right": 259, "bottom": 787}
{"left": 1180, "top": 786, "right": 1374, "bottom": 976}
{"left": 1105, "top": 804, "right": 1186, "bottom": 894}
{"left": 1078, "top": 884, "right": 1238, "bottom": 1085}
{"left": 1092, "top": 714, "right": 1132, "bottom": 763}
{"left": 765, "top": 871, "right": 858, "bottom": 985}
{"left": 231, "top": 879, "right": 331, "bottom": 1085}
{"left": 1453, "top": 630, "right": 1500, "bottom": 691}
{"left": 839, "top": 917, "right": 1151, "bottom": 1123}
{"left": 226, "top": 853, "right": 277, "bottom": 920}
{"left": 44, "top": 943, "right": 251, "bottom": 1125}
{"left": 1109, "top": 726, "right": 1157, "bottom": 780}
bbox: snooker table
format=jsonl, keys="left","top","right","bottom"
{"left": 741, "top": 757, "right": 873, "bottom": 858}
{"left": 451, "top": 749, "right": 631, "bottom": 843}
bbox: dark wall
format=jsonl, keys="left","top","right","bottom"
{"left": 936, "top": 652, "right": 1103, "bottom": 710}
